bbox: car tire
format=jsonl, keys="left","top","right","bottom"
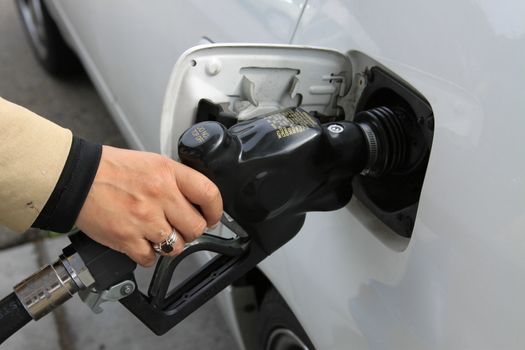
{"left": 258, "top": 288, "right": 316, "bottom": 350}
{"left": 15, "top": 0, "right": 80, "bottom": 76}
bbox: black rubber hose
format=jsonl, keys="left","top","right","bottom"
{"left": 0, "top": 292, "right": 32, "bottom": 344}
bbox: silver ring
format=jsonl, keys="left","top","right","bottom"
{"left": 153, "top": 229, "right": 178, "bottom": 254}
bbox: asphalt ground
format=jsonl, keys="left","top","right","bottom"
{"left": 0, "top": 1, "right": 238, "bottom": 349}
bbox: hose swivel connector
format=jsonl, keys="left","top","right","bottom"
{"left": 13, "top": 252, "right": 94, "bottom": 320}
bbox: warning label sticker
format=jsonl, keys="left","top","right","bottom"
{"left": 265, "top": 109, "right": 318, "bottom": 139}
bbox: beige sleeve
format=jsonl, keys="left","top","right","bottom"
{"left": 0, "top": 97, "right": 72, "bottom": 232}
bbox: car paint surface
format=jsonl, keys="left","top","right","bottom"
{"left": 266, "top": 1, "right": 525, "bottom": 348}
{"left": 46, "top": 1, "right": 525, "bottom": 349}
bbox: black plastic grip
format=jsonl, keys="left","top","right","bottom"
{"left": 65, "top": 231, "right": 136, "bottom": 290}
{"left": 0, "top": 292, "right": 32, "bottom": 344}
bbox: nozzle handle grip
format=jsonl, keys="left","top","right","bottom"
{"left": 66, "top": 231, "right": 136, "bottom": 291}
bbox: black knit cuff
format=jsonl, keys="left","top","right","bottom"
{"left": 32, "top": 137, "right": 102, "bottom": 232}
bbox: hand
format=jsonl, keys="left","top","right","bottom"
{"left": 75, "top": 145, "right": 223, "bottom": 267}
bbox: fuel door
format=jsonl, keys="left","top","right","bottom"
{"left": 159, "top": 44, "right": 352, "bottom": 158}
{"left": 160, "top": 44, "right": 434, "bottom": 239}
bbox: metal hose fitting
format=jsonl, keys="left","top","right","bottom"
{"left": 13, "top": 252, "right": 94, "bottom": 320}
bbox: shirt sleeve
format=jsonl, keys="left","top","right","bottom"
{"left": 0, "top": 97, "right": 102, "bottom": 233}
{"left": 32, "top": 136, "right": 101, "bottom": 232}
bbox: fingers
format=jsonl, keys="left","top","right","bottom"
{"left": 145, "top": 226, "right": 186, "bottom": 257}
{"left": 172, "top": 162, "right": 223, "bottom": 227}
{"left": 143, "top": 226, "right": 171, "bottom": 245}
{"left": 76, "top": 147, "right": 221, "bottom": 267}
{"left": 124, "top": 239, "right": 157, "bottom": 267}
{"left": 164, "top": 193, "right": 208, "bottom": 242}
{"left": 164, "top": 230, "right": 185, "bottom": 256}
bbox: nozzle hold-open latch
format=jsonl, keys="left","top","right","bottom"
{"left": 79, "top": 279, "right": 136, "bottom": 314}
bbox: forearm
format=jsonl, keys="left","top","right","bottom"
{"left": 0, "top": 97, "right": 101, "bottom": 233}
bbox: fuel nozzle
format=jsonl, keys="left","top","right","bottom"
{"left": 179, "top": 107, "right": 408, "bottom": 249}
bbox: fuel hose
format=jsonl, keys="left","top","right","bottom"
{"left": 0, "top": 250, "right": 98, "bottom": 344}
{"left": 0, "top": 292, "right": 32, "bottom": 343}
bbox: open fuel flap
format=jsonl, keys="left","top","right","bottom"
{"left": 160, "top": 44, "right": 434, "bottom": 238}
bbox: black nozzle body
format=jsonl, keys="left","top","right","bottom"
{"left": 178, "top": 108, "right": 369, "bottom": 253}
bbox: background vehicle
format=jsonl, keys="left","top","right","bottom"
{"left": 16, "top": 0, "right": 525, "bottom": 349}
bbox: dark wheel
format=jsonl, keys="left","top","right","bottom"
{"left": 15, "top": 0, "right": 80, "bottom": 76}
{"left": 258, "top": 288, "right": 316, "bottom": 350}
